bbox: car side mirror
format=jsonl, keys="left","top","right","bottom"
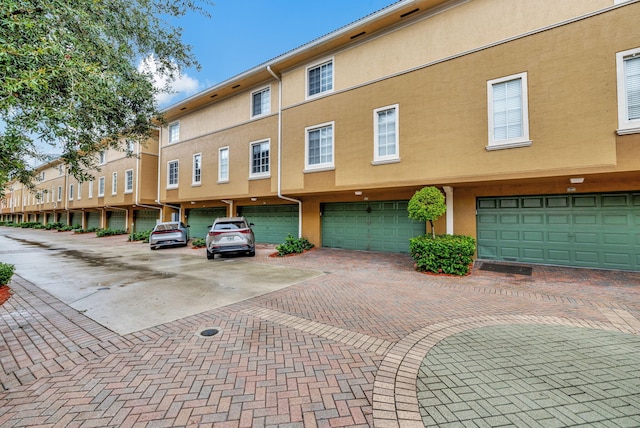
{"left": 250, "top": 223, "right": 255, "bottom": 226}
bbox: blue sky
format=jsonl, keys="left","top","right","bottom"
{"left": 160, "top": 0, "right": 397, "bottom": 106}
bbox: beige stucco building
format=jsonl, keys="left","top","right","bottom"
{"left": 3, "top": 0, "right": 640, "bottom": 270}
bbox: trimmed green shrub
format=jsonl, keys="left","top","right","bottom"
{"left": 96, "top": 228, "right": 127, "bottom": 237}
{"left": 275, "top": 234, "right": 314, "bottom": 256}
{"left": 408, "top": 186, "right": 446, "bottom": 238}
{"left": 129, "top": 230, "right": 151, "bottom": 242}
{"left": 409, "top": 234, "right": 476, "bottom": 276}
{"left": 45, "top": 222, "right": 65, "bottom": 230}
{"left": 0, "top": 263, "right": 15, "bottom": 285}
{"left": 191, "top": 237, "right": 206, "bottom": 248}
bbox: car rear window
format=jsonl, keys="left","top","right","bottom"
{"left": 213, "top": 221, "right": 246, "bottom": 231}
{"left": 155, "top": 223, "right": 179, "bottom": 231}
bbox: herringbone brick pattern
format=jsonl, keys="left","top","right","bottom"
{"left": 1, "top": 247, "right": 639, "bottom": 427}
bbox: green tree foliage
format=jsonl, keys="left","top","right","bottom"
{"left": 0, "top": 0, "right": 212, "bottom": 194}
{"left": 408, "top": 186, "right": 446, "bottom": 237}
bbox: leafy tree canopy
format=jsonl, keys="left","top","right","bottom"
{"left": 408, "top": 186, "right": 446, "bottom": 237}
{"left": 0, "top": 0, "right": 212, "bottom": 194}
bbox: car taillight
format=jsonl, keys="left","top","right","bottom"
{"left": 239, "top": 229, "right": 251, "bottom": 234}
{"left": 208, "top": 231, "right": 224, "bottom": 236}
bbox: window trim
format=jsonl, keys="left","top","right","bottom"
{"left": 98, "top": 177, "right": 105, "bottom": 197}
{"left": 167, "top": 159, "right": 179, "bottom": 189}
{"left": 168, "top": 121, "right": 180, "bottom": 144}
{"left": 99, "top": 151, "right": 106, "bottom": 165}
{"left": 77, "top": 182, "right": 82, "bottom": 200}
{"left": 305, "top": 121, "right": 335, "bottom": 172}
{"left": 192, "top": 153, "right": 202, "bottom": 186}
{"left": 218, "top": 147, "right": 229, "bottom": 183}
{"left": 486, "top": 72, "right": 531, "bottom": 151}
{"left": 57, "top": 186, "right": 62, "bottom": 202}
{"left": 69, "top": 184, "right": 74, "bottom": 201}
{"left": 251, "top": 86, "right": 271, "bottom": 118}
{"left": 124, "top": 169, "right": 134, "bottom": 194}
{"left": 249, "top": 139, "right": 271, "bottom": 179}
{"left": 616, "top": 47, "right": 640, "bottom": 135}
{"left": 88, "top": 180, "right": 93, "bottom": 199}
{"left": 306, "top": 58, "right": 334, "bottom": 99}
{"left": 372, "top": 104, "right": 400, "bottom": 165}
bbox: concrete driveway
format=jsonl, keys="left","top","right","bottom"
{"left": 1, "top": 228, "right": 322, "bottom": 334}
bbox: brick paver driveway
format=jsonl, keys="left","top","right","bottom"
{"left": 1, "top": 231, "right": 639, "bottom": 427}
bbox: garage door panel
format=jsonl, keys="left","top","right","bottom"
{"left": 241, "top": 205, "right": 298, "bottom": 244}
{"left": 322, "top": 201, "right": 423, "bottom": 253}
{"left": 477, "top": 193, "right": 639, "bottom": 271}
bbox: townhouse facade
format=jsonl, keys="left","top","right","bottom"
{"left": 2, "top": 0, "right": 639, "bottom": 272}
{"left": 1, "top": 135, "right": 161, "bottom": 232}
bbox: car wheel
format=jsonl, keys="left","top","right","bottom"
{"left": 206, "top": 251, "right": 214, "bottom": 260}
{"left": 150, "top": 246, "right": 157, "bottom": 251}
{"left": 248, "top": 249, "right": 256, "bottom": 257}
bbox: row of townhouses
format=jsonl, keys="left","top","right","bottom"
{"left": 2, "top": 0, "right": 640, "bottom": 271}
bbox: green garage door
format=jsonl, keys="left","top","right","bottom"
{"left": 68, "top": 212, "right": 79, "bottom": 228}
{"left": 322, "top": 201, "right": 426, "bottom": 253}
{"left": 134, "top": 210, "right": 159, "bottom": 232}
{"left": 108, "top": 211, "right": 126, "bottom": 230}
{"left": 240, "top": 205, "right": 299, "bottom": 244}
{"left": 86, "top": 212, "right": 101, "bottom": 229}
{"left": 477, "top": 193, "right": 640, "bottom": 271}
{"left": 187, "top": 207, "right": 227, "bottom": 239}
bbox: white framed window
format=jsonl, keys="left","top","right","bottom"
{"left": 98, "top": 177, "right": 105, "bottom": 197}
{"left": 127, "top": 141, "right": 135, "bottom": 155}
{"left": 218, "top": 147, "right": 229, "bottom": 183}
{"left": 249, "top": 140, "right": 270, "bottom": 178}
{"left": 57, "top": 186, "right": 62, "bottom": 201}
{"left": 168, "top": 122, "right": 180, "bottom": 144}
{"left": 58, "top": 165, "right": 64, "bottom": 176}
{"left": 88, "top": 180, "right": 93, "bottom": 198}
{"left": 168, "top": 160, "right": 179, "bottom": 188}
{"left": 99, "top": 151, "right": 106, "bottom": 165}
{"left": 616, "top": 47, "right": 640, "bottom": 134}
{"left": 77, "top": 182, "right": 82, "bottom": 200}
{"left": 307, "top": 59, "right": 333, "bottom": 98}
{"left": 487, "top": 72, "right": 531, "bottom": 150}
{"left": 111, "top": 172, "right": 117, "bottom": 195}
{"left": 251, "top": 86, "right": 271, "bottom": 118}
{"left": 46, "top": 189, "right": 50, "bottom": 203}
{"left": 305, "top": 122, "right": 334, "bottom": 171}
{"left": 69, "top": 184, "right": 74, "bottom": 200}
{"left": 192, "top": 153, "right": 202, "bottom": 185}
{"left": 373, "top": 104, "right": 400, "bottom": 164}
{"left": 125, "top": 169, "right": 133, "bottom": 193}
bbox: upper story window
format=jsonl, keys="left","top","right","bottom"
{"left": 125, "top": 169, "right": 133, "bottom": 193}
{"left": 77, "top": 182, "right": 82, "bottom": 200}
{"left": 98, "top": 177, "right": 105, "bottom": 197}
{"left": 111, "top": 172, "right": 117, "bottom": 195}
{"left": 99, "top": 151, "right": 106, "bottom": 165}
{"left": 58, "top": 165, "right": 64, "bottom": 176}
{"left": 127, "top": 141, "right": 135, "bottom": 155}
{"left": 616, "top": 47, "right": 640, "bottom": 134}
{"left": 305, "top": 122, "right": 334, "bottom": 171}
{"left": 88, "top": 180, "right": 93, "bottom": 198}
{"left": 69, "top": 184, "right": 74, "bottom": 200}
{"left": 168, "top": 160, "right": 179, "bottom": 188}
{"left": 250, "top": 140, "right": 270, "bottom": 178}
{"left": 307, "top": 59, "right": 333, "bottom": 98}
{"left": 192, "top": 153, "right": 202, "bottom": 185}
{"left": 57, "top": 186, "right": 62, "bottom": 201}
{"left": 373, "top": 104, "right": 400, "bottom": 164}
{"left": 168, "top": 122, "right": 180, "bottom": 144}
{"left": 218, "top": 147, "right": 229, "bottom": 183}
{"left": 251, "top": 87, "right": 270, "bottom": 118}
{"left": 486, "top": 72, "right": 531, "bottom": 151}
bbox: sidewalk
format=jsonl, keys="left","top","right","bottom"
{"left": 1, "top": 245, "right": 639, "bottom": 427}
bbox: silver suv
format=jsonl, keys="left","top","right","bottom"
{"left": 206, "top": 217, "right": 255, "bottom": 260}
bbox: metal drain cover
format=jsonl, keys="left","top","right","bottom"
{"left": 200, "top": 328, "right": 219, "bottom": 337}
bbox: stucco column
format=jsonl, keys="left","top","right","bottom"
{"left": 443, "top": 186, "right": 454, "bottom": 235}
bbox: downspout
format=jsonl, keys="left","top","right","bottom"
{"left": 267, "top": 65, "right": 302, "bottom": 238}
{"left": 443, "top": 186, "right": 454, "bottom": 235}
{"left": 155, "top": 126, "right": 182, "bottom": 220}
{"left": 221, "top": 199, "right": 234, "bottom": 217}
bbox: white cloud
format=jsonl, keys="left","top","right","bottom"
{"left": 138, "top": 56, "right": 202, "bottom": 107}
